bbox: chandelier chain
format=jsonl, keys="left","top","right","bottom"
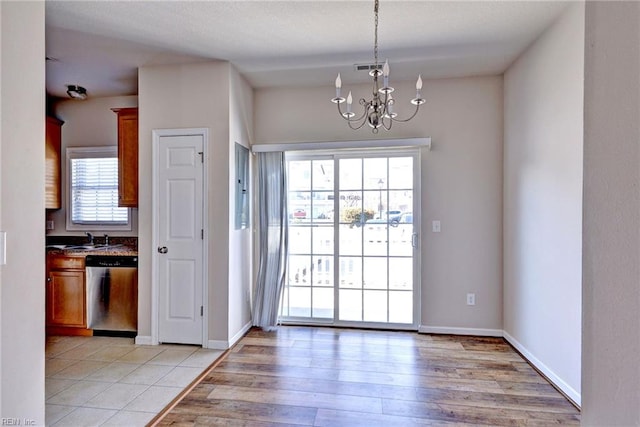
{"left": 374, "top": 0, "right": 379, "bottom": 67}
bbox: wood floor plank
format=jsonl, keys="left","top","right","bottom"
{"left": 207, "top": 384, "right": 384, "bottom": 414}
{"left": 203, "top": 371, "right": 420, "bottom": 401}
{"left": 154, "top": 327, "right": 580, "bottom": 426}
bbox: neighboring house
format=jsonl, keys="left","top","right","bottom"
{"left": 0, "top": 2, "right": 638, "bottom": 426}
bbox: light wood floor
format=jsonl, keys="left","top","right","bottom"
{"left": 156, "top": 326, "right": 580, "bottom": 426}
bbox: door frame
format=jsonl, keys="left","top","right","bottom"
{"left": 283, "top": 148, "right": 422, "bottom": 330}
{"left": 151, "top": 127, "right": 209, "bottom": 347}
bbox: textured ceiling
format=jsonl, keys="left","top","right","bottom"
{"left": 45, "top": 0, "right": 569, "bottom": 98}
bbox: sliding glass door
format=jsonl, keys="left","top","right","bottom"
{"left": 282, "top": 151, "right": 419, "bottom": 329}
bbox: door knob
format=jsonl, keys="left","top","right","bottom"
{"left": 157, "top": 246, "right": 168, "bottom": 254}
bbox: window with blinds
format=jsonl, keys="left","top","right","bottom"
{"left": 66, "top": 147, "right": 130, "bottom": 230}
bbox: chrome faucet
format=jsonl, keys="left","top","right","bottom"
{"left": 86, "top": 232, "right": 94, "bottom": 245}
{"left": 104, "top": 234, "right": 109, "bottom": 246}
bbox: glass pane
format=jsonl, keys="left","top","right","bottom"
{"left": 389, "top": 225, "right": 412, "bottom": 257}
{"left": 363, "top": 257, "right": 387, "bottom": 289}
{"left": 313, "top": 255, "right": 334, "bottom": 286}
{"left": 339, "top": 223, "right": 361, "bottom": 256}
{"left": 312, "top": 288, "right": 334, "bottom": 319}
{"left": 389, "top": 190, "right": 412, "bottom": 222}
{"left": 363, "top": 222, "right": 388, "bottom": 257}
{"left": 339, "top": 159, "right": 361, "bottom": 190}
{"left": 311, "top": 191, "right": 333, "bottom": 220}
{"left": 389, "top": 257, "right": 412, "bottom": 290}
{"left": 338, "top": 256, "right": 362, "bottom": 289}
{"left": 364, "top": 290, "right": 388, "bottom": 322}
{"left": 289, "top": 161, "right": 311, "bottom": 191}
{"left": 363, "top": 158, "right": 388, "bottom": 190}
{"left": 389, "top": 157, "right": 413, "bottom": 189}
{"left": 289, "top": 191, "right": 310, "bottom": 222}
{"left": 389, "top": 291, "right": 413, "bottom": 324}
{"left": 312, "top": 226, "right": 333, "bottom": 255}
{"left": 289, "top": 287, "right": 311, "bottom": 317}
{"left": 313, "top": 160, "right": 334, "bottom": 191}
{"left": 339, "top": 289, "right": 362, "bottom": 321}
{"left": 289, "top": 226, "right": 311, "bottom": 254}
{"left": 289, "top": 255, "right": 312, "bottom": 286}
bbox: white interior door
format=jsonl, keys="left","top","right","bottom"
{"left": 155, "top": 132, "right": 205, "bottom": 345}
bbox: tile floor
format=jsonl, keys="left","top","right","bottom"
{"left": 45, "top": 335, "right": 224, "bottom": 426}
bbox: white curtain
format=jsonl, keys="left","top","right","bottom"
{"left": 252, "top": 152, "right": 288, "bottom": 330}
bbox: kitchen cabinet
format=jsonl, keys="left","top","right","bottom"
{"left": 112, "top": 107, "right": 138, "bottom": 207}
{"left": 46, "top": 254, "right": 88, "bottom": 334}
{"left": 45, "top": 116, "right": 63, "bottom": 209}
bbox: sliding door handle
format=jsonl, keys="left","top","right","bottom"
{"left": 412, "top": 233, "right": 418, "bottom": 248}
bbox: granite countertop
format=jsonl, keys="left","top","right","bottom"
{"left": 46, "top": 245, "right": 138, "bottom": 257}
{"left": 46, "top": 236, "right": 138, "bottom": 257}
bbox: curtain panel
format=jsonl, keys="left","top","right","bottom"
{"left": 252, "top": 152, "right": 288, "bottom": 329}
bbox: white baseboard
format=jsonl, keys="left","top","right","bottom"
{"left": 229, "top": 321, "right": 252, "bottom": 347}
{"left": 419, "top": 325, "right": 503, "bottom": 337}
{"left": 206, "top": 340, "right": 230, "bottom": 350}
{"left": 206, "top": 322, "right": 253, "bottom": 350}
{"left": 135, "top": 335, "right": 153, "bottom": 345}
{"left": 503, "top": 331, "right": 581, "bottom": 407}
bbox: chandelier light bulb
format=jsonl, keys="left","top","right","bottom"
{"left": 346, "top": 91, "right": 353, "bottom": 113}
{"left": 383, "top": 60, "right": 390, "bottom": 88}
{"left": 335, "top": 73, "right": 342, "bottom": 89}
{"left": 416, "top": 74, "right": 423, "bottom": 91}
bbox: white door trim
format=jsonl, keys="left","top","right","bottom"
{"left": 151, "top": 127, "right": 209, "bottom": 347}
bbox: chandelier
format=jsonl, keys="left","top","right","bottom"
{"left": 331, "top": 0, "right": 425, "bottom": 133}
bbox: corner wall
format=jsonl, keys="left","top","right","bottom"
{"left": 138, "top": 62, "right": 231, "bottom": 344}
{"left": 503, "top": 3, "right": 584, "bottom": 404}
{"left": 228, "top": 66, "right": 253, "bottom": 341}
{"left": 255, "top": 76, "right": 503, "bottom": 334}
{"left": 582, "top": 2, "right": 640, "bottom": 424}
{"left": 0, "top": 1, "right": 46, "bottom": 422}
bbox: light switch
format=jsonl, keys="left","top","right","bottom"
{"left": 432, "top": 220, "right": 441, "bottom": 233}
{"left": 0, "top": 231, "right": 6, "bottom": 265}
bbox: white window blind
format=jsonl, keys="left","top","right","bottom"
{"left": 66, "top": 147, "right": 130, "bottom": 230}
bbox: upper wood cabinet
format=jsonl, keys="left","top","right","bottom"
{"left": 112, "top": 107, "right": 138, "bottom": 207}
{"left": 45, "top": 116, "right": 63, "bottom": 209}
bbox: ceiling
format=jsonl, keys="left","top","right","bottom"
{"left": 45, "top": 1, "right": 570, "bottom": 99}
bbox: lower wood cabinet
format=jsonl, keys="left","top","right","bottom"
{"left": 46, "top": 255, "right": 87, "bottom": 331}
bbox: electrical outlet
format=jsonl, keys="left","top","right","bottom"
{"left": 432, "top": 220, "right": 441, "bottom": 233}
{"left": 46, "top": 220, "right": 54, "bottom": 230}
{"left": 467, "top": 293, "right": 476, "bottom": 306}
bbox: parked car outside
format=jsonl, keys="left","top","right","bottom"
{"left": 399, "top": 212, "right": 413, "bottom": 224}
{"left": 292, "top": 209, "right": 306, "bottom": 219}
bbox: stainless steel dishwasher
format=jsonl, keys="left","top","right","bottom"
{"left": 85, "top": 255, "right": 138, "bottom": 334}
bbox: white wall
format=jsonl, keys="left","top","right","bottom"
{"left": 503, "top": 3, "right": 584, "bottom": 404}
{"left": 138, "top": 62, "right": 232, "bottom": 344}
{"left": 582, "top": 2, "right": 640, "bottom": 424}
{"left": 228, "top": 66, "right": 253, "bottom": 341}
{"left": 255, "top": 76, "right": 503, "bottom": 333}
{"left": 49, "top": 95, "right": 139, "bottom": 236}
{"left": 0, "top": 1, "right": 46, "bottom": 422}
